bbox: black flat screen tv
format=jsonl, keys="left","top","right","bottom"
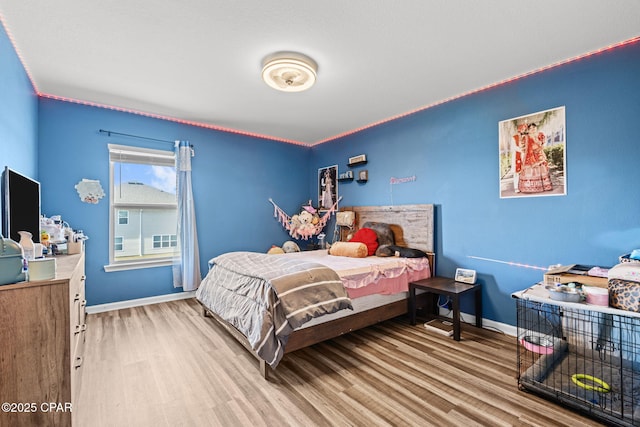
{"left": 2, "top": 166, "right": 41, "bottom": 243}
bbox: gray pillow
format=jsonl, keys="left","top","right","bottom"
{"left": 362, "top": 221, "right": 395, "bottom": 256}
{"left": 362, "top": 221, "right": 395, "bottom": 246}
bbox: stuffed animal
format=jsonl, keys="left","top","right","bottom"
{"left": 281, "top": 201, "right": 324, "bottom": 240}
{"left": 296, "top": 211, "right": 317, "bottom": 237}
{"left": 282, "top": 241, "right": 301, "bottom": 253}
{"left": 299, "top": 210, "right": 313, "bottom": 226}
{"left": 267, "top": 245, "right": 285, "bottom": 255}
{"left": 290, "top": 214, "right": 301, "bottom": 230}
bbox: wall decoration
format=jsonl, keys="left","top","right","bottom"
{"left": 269, "top": 197, "right": 341, "bottom": 240}
{"left": 318, "top": 165, "right": 338, "bottom": 211}
{"left": 75, "top": 178, "right": 105, "bottom": 204}
{"left": 348, "top": 154, "right": 367, "bottom": 166}
{"left": 390, "top": 175, "right": 416, "bottom": 185}
{"left": 338, "top": 170, "right": 354, "bottom": 181}
{"left": 499, "top": 106, "right": 566, "bottom": 198}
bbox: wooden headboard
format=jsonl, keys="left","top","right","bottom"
{"left": 339, "top": 204, "right": 435, "bottom": 254}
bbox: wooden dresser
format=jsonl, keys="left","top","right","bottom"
{"left": 0, "top": 252, "right": 86, "bottom": 427}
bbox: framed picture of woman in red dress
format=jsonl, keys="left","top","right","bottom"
{"left": 499, "top": 106, "right": 566, "bottom": 198}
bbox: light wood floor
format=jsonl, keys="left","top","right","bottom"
{"left": 75, "top": 298, "right": 604, "bottom": 426}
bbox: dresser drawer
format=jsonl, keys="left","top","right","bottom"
{"left": 69, "top": 255, "right": 86, "bottom": 338}
{"left": 71, "top": 327, "right": 86, "bottom": 408}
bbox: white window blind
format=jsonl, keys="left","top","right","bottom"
{"left": 108, "top": 144, "right": 175, "bottom": 167}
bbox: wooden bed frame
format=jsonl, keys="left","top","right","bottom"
{"left": 199, "top": 203, "right": 436, "bottom": 378}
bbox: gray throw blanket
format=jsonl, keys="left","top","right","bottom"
{"left": 196, "top": 251, "right": 352, "bottom": 367}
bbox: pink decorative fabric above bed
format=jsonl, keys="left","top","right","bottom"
{"left": 280, "top": 249, "right": 431, "bottom": 298}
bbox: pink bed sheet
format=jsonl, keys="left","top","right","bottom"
{"left": 346, "top": 266, "right": 431, "bottom": 298}
{"left": 282, "top": 249, "right": 432, "bottom": 299}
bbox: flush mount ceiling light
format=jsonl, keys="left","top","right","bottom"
{"left": 261, "top": 52, "right": 317, "bottom": 92}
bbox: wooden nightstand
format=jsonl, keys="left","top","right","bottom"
{"left": 409, "top": 276, "right": 482, "bottom": 341}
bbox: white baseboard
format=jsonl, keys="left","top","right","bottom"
{"left": 438, "top": 307, "right": 516, "bottom": 337}
{"left": 86, "top": 292, "right": 517, "bottom": 336}
{"left": 86, "top": 291, "right": 196, "bottom": 314}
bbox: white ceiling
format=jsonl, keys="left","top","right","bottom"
{"left": 1, "top": 1, "right": 639, "bottom": 145}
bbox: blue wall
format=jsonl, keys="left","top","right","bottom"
{"left": 37, "top": 99, "right": 309, "bottom": 305}
{"left": 312, "top": 41, "right": 640, "bottom": 325}
{"left": 4, "top": 16, "right": 640, "bottom": 326}
{"left": 0, "top": 22, "right": 38, "bottom": 179}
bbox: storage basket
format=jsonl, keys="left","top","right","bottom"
{"left": 609, "top": 278, "right": 640, "bottom": 312}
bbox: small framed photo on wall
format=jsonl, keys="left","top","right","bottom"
{"left": 318, "top": 165, "right": 338, "bottom": 211}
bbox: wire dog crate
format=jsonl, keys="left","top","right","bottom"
{"left": 515, "top": 293, "right": 640, "bottom": 426}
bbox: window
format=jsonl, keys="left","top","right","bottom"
{"left": 118, "top": 210, "right": 129, "bottom": 225}
{"left": 152, "top": 234, "right": 177, "bottom": 249}
{"left": 105, "top": 144, "right": 177, "bottom": 272}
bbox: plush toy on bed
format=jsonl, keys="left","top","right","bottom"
{"left": 267, "top": 245, "right": 285, "bottom": 254}
{"left": 329, "top": 241, "right": 368, "bottom": 258}
{"left": 354, "top": 221, "right": 428, "bottom": 258}
{"left": 329, "top": 221, "right": 428, "bottom": 258}
{"left": 376, "top": 245, "right": 428, "bottom": 258}
{"left": 282, "top": 241, "right": 301, "bottom": 253}
{"left": 348, "top": 227, "right": 379, "bottom": 256}
{"left": 267, "top": 241, "right": 301, "bottom": 254}
{"left": 361, "top": 222, "right": 396, "bottom": 256}
{"left": 362, "top": 222, "right": 395, "bottom": 246}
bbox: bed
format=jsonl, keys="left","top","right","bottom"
{"left": 195, "top": 204, "right": 436, "bottom": 378}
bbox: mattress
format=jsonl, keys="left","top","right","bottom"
{"left": 299, "top": 291, "right": 410, "bottom": 329}
{"left": 284, "top": 249, "right": 432, "bottom": 329}
{"left": 198, "top": 250, "right": 432, "bottom": 352}
{"left": 197, "top": 251, "right": 352, "bottom": 367}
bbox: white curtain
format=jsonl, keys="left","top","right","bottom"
{"left": 173, "top": 140, "right": 201, "bottom": 291}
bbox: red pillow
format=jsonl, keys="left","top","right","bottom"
{"left": 349, "top": 227, "right": 378, "bottom": 256}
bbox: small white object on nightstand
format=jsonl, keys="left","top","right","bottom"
{"left": 455, "top": 268, "right": 477, "bottom": 284}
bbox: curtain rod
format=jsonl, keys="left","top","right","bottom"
{"left": 99, "top": 129, "right": 176, "bottom": 145}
